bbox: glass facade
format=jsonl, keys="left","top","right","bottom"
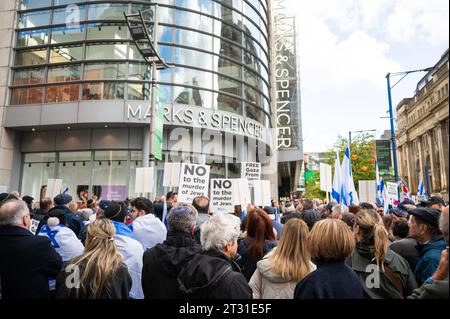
{"left": 11, "top": 0, "right": 270, "bottom": 125}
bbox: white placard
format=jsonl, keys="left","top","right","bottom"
{"left": 241, "top": 162, "right": 262, "bottom": 180}
{"left": 0, "top": 185, "right": 7, "bottom": 193}
{"left": 135, "top": 167, "right": 154, "bottom": 194}
{"left": 29, "top": 219, "right": 40, "bottom": 235}
{"left": 211, "top": 179, "right": 235, "bottom": 214}
{"left": 253, "top": 180, "right": 271, "bottom": 207}
{"left": 232, "top": 178, "right": 251, "bottom": 206}
{"left": 358, "top": 180, "right": 377, "bottom": 203}
{"left": 163, "top": 162, "right": 181, "bottom": 188}
{"left": 45, "top": 179, "right": 63, "bottom": 199}
{"left": 319, "top": 163, "right": 332, "bottom": 192}
{"left": 178, "top": 163, "right": 210, "bottom": 203}
{"left": 387, "top": 182, "right": 399, "bottom": 205}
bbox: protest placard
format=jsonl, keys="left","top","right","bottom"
{"left": 178, "top": 164, "right": 210, "bottom": 203}
{"left": 163, "top": 162, "right": 181, "bottom": 188}
{"left": 45, "top": 179, "right": 63, "bottom": 199}
{"left": 211, "top": 179, "right": 235, "bottom": 214}
{"left": 253, "top": 180, "right": 271, "bottom": 207}
{"left": 241, "top": 162, "right": 262, "bottom": 181}
{"left": 135, "top": 167, "right": 154, "bottom": 194}
{"left": 232, "top": 178, "right": 251, "bottom": 206}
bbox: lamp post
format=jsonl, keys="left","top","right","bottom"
{"left": 124, "top": 5, "right": 173, "bottom": 199}
{"left": 385, "top": 67, "right": 433, "bottom": 183}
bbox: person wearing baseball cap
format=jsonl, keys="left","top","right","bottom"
{"left": 408, "top": 207, "right": 447, "bottom": 286}
{"left": 422, "top": 196, "right": 446, "bottom": 211}
{"left": 47, "top": 193, "right": 85, "bottom": 238}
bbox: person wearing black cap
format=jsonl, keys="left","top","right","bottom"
{"left": 423, "top": 196, "right": 446, "bottom": 211}
{"left": 408, "top": 207, "right": 447, "bottom": 286}
{"left": 48, "top": 194, "right": 85, "bottom": 238}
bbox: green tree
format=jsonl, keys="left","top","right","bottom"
{"left": 324, "top": 133, "right": 377, "bottom": 193}
{"left": 304, "top": 170, "right": 327, "bottom": 200}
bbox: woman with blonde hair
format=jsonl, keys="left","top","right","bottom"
{"left": 347, "top": 211, "right": 417, "bottom": 299}
{"left": 294, "top": 218, "right": 363, "bottom": 299}
{"left": 55, "top": 219, "right": 132, "bottom": 299}
{"left": 249, "top": 219, "right": 316, "bottom": 299}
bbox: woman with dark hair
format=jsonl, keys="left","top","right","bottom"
{"left": 237, "top": 208, "right": 278, "bottom": 281}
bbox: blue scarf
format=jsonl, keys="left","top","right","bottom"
{"left": 112, "top": 221, "right": 138, "bottom": 241}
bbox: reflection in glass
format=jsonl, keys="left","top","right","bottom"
{"left": 173, "top": 86, "right": 212, "bottom": 108}
{"left": 18, "top": 10, "right": 51, "bottom": 28}
{"left": 48, "top": 65, "right": 80, "bottom": 82}
{"left": 58, "top": 151, "right": 92, "bottom": 202}
{"left": 82, "top": 82, "right": 124, "bottom": 100}
{"left": 128, "top": 83, "right": 151, "bottom": 101}
{"left": 15, "top": 49, "right": 48, "bottom": 66}
{"left": 175, "top": 10, "right": 212, "bottom": 33}
{"left": 53, "top": 5, "right": 86, "bottom": 25}
{"left": 51, "top": 26, "right": 85, "bottom": 44}
{"left": 86, "top": 23, "right": 127, "bottom": 40}
{"left": 13, "top": 68, "right": 45, "bottom": 85}
{"left": 20, "top": 0, "right": 52, "bottom": 11}
{"left": 216, "top": 93, "right": 242, "bottom": 114}
{"left": 45, "top": 84, "right": 80, "bottom": 103}
{"left": 172, "top": 67, "right": 213, "bottom": 90}
{"left": 174, "top": 47, "right": 212, "bottom": 70}
{"left": 128, "top": 63, "right": 151, "bottom": 81}
{"left": 246, "top": 103, "right": 264, "bottom": 123}
{"left": 10, "top": 87, "right": 43, "bottom": 105}
{"left": 86, "top": 43, "right": 127, "bottom": 60}
{"left": 88, "top": 3, "right": 129, "bottom": 20}
{"left": 217, "top": 76, "right": 242, "bottom": 98}
{"left": 17, "top": 29, "right": 49, "bottom": 47}
{"left": 84, "top": 63, "right": 126, "bottom": 80}
{"left": 174, "top": 28, "right": 212, "bottom": 51}
{"left": 49, "top": 45, "right": 83, "bottom": 63}
{"left": 21, "top": 152, "right": 55, "bottom": 200}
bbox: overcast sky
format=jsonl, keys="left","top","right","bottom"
{"left": 283, "top": 0, "right": 449, "bottom": 152}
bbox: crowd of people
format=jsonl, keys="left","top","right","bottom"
{"left": 0, "top": 191, "right": 448, "bottom": 299}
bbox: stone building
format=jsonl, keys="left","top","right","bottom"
{"left": 396, "top": 49, "right": 449, "bottom": 200}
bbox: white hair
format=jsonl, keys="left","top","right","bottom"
{"left": 0, "top": 200, "right": 29, "bottom": 226}
{"left": 200, "top": 213, "right": 241, "bottom": 251}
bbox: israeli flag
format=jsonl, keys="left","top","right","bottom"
{"left": 331, "top": 150, "right": 342, "bottom": 204}
{"left": 380, "top": 180, "right": 391, "bottom": 215}
{"left": 341, "top": 146, "right": 359, "bottom": 206}
{"left": 375, "top": 160, "right": 383, "bottom": 206}
{"left": 418, "top": 175, "right": 425, "bottom": 197}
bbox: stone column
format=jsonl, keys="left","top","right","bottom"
{"left": 0, "top": 0, "right": 17, "bottom": 192}
{"left": 435, "top": 122, "right": 447, "bottom": 193}
{"left": 426, "top": 129, "right": 438, "bottom": 192}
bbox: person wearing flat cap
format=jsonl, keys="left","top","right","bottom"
{"left": 408, "top": 207, "right": 447, "bottom": 286}
{"left": 422, "top": 196, "right": 447, "bottom": 212}
{"left": 47, "top": 194, "right": 85, "bottom": 239}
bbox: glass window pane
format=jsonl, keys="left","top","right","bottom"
{"left": 175, "top": 0, "right": 212, "bottom": 14}
{"left": 13, "top": 68, "right": 45, "bottom": 85}
{"left": 214, "top": 55, "right": 242, "bottom": 79}
{"left": 216, "top": 93, "right": 242, "bottom": 114}
{"left": 175, "top": 10, "right": 212, "bottom": 33}
{"left": 174, "top": 28, "right": 212, "bottom": 51}
{"left": 84, "top": 63, "right": 126, "bottom": 80}
{"left": 45, "top": 84, "right": 80, "bottom": 103}
{"left": 20, "top": 0, "right": 52, "bottom": 10}
{"left": 158, "top": 84, "right": 172, "bottom": 102}
{"left": 48, "top": 65, "right": 81, "bottom": 82}
{"left": 53, "top": 5, "right": 86, "bottom": 25}
{"left": 51, "top": 26, "right": 85, "bottom": 44}
{"left": 49, "top": 45, "right": 83, "bottom": 63}
{"left": 21, "top": 162, "right": 55, "bottom": 201}
{"left": 246, "top": 103, "right": 264, "bottom": 123}
{"left": 172, "top": 67, "right": 212, "bottom": 90}
{"left": 19, "top": 10, "right": 51, "bottom": 28}
{"left": 128, "top": 63, "right": 151, "bottom": 81}
{"left": 86, "top": 43, "right": 127, "bottom": 60}
{"left": 17, "top": 29, "right": 49, "bottom": 47}
{"left": 57, "top": 152, "right": 92, "bottom": 202}
{"left": 92, "top": 151, "right": 128, "bottom": 201}
{"left": 88, "top": 3, "right": 129, "bottom": 20}
{"left": 86, "top": 23, "right": 127, "bottom": 40}
{"left": 128, "top": 45, "right": 145, "bottom": 61}
{"left": 244, "top": 68, "right": 262, "bottom": 91}
{"left": 216, "top": 75, "right": 242, "bottom": 97}
{"left": 218, "top": 41, "right": 242, "bottom": 63}
{"left": 82, "top": 82, "right": 124, "bottom": 100}
{"left": 127, "top": 83, "right": 151, "bottom": 101}
{"left": 10, "top": 87, "right": 43, "bottom": 105}
{"left": 174, "top": 47, "right": 212, "bottom": 70}
{"left": 54, "top": 0, "right": 82, "bottom": 5}
{"left": 173, "top": 86, "right": 212, "bottom": 108}
{"left": 244, "top": 85, "right": 261, "bottom": 107}
{"left": 129, "top": 152, "right": 142, "bottom": 197}
{"left": 15, "top": 49, "right": 48, "bottom": 66}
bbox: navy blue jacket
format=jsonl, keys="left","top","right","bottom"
{"left": 48, "top": 205, "right": 85, "bottom": 238}
{"left": 0, "top": 225, "right": 62, "bottom": 299}
{"left": 415, "top": 236, "right": 447, "bottom": 286}
{"left": 294, "top": 260, "right": 364, "bottom": 299}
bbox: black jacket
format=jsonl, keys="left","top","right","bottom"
{"left": 177, "top": 249, "right": 252, "bottom": 299}
{"left": 237, "top": 237, "right": 278, "bottom": 281}
{"left": 142, "top": 230, "right": 201, "bottom": 299}
{"left": 48, "top": 206, "right": 85, "bottom": 238}
{"left": 0, "top": 225, "right": 62, "bottom": 299}
{"left": 390, "top": 238, "right": 419, "bottom": 272}
{"left": 55, "top": 262, "right": 132, "bottom": 299}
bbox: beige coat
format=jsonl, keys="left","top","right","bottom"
{"left": 249, "top": 256, "right": 316, "bottom": 299}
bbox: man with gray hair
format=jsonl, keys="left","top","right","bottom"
{"left": 177, "top": 214, "right": 252, "bottom": 299}
{"left": 0, "top": 200, "right": 62, "bottom": 299}
{"left": 142, "top": 204, "right": 201, "bottom": 299}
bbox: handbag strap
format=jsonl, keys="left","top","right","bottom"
{"left": 384, "top": 264, "right": 404, "bottom": 297}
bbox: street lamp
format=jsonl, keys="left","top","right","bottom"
{"left": 385, "top": 67, "right": 433, "bottom": 183}
{"left": 124, "top": 5, "right": 173, "bottom": 198}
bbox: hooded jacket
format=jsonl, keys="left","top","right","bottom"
{"left": 346, "top": 243, "right": 418, "bottom": 299}
{"left": 237, "top": 237, "right": 278, "bottom": 281}
{"left": 132, "top": 213, "right": 167, "bottom": 251}
{"left": 142, "top": 230, "right": 201, "bottom": 299}
{"left": 249, "top": 254, "right": 316, "bottom": 299}
{"left": 177, "top": 249, "right": 252, "bottom": 299}
{"left": 48, "top": 205, "right": 85, "bottom": 238}
{"left": 414, "top": 236, "right": 447, "bottom": 286}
